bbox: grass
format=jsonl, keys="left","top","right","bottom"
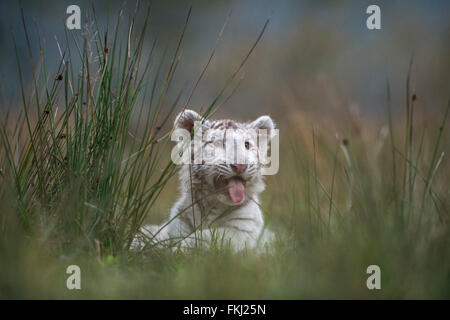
{"left": 0, "top": 4, "right": 449, "bottom": 299}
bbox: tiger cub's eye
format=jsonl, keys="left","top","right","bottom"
{"left": 245, "top": 141, "right": 250, "bottom": 149}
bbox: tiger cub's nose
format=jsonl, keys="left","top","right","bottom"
{"left": 231, "top": 164, "right": 248, "bottom": 174}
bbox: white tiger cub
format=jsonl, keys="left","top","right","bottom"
{"left": 132, "top": 109, "right": 276, "bottom": 252}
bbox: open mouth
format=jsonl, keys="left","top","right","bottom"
{"left": 215, "top": 176, "right": 246, "bottom": 204}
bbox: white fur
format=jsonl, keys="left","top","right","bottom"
{"left": 132, "top": 110, "right": 275, "bottom": 252}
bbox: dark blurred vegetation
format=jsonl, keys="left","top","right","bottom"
{"left": 1, "top": 0, "right": 449, "bottom": 120}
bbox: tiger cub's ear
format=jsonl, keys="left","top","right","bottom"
{"left": 249, "top": 115, "right": 276, "bottom": 139}
{"left": 174, "top": 109, "right": 203, "bottom": 132}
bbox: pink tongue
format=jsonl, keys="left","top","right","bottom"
{"left": 227, "top": 178, "right": 245, "bottom": 204}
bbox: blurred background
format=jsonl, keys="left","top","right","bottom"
{"left": 1, "top": 0, "right": 449, "bottom": 123}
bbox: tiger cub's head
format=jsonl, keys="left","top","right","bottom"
{"left": 173, "top": 109, "right": 276, "bottom": 206}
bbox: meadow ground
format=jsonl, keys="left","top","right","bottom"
{"left": 0, "top": 4, "right": 449, "bottom": 299}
